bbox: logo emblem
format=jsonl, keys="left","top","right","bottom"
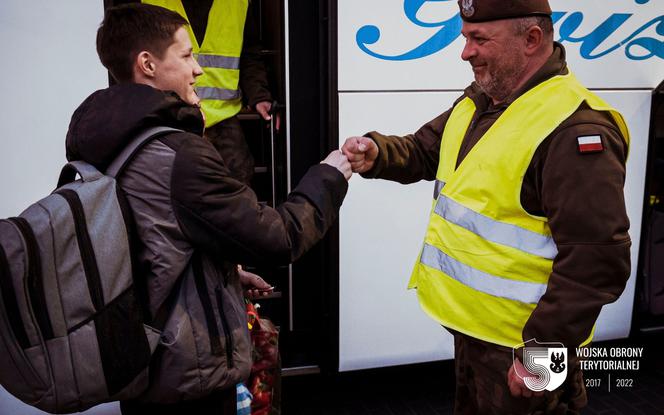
{"left": 461, "top": 0, "right": 475, "bottom": 18}
{"left": 514, "top": 339, "right": 568, "bottom": 392}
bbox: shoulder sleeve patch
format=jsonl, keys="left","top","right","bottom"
{"left": 577, "top": 135, "right": 604, "bottom": 154}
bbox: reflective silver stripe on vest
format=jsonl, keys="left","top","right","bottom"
{"left": 434, "top": 194, "right": 558, "bottom": 259}
{"left": 196, "top": 87, "right": 241, "bottom": 101}
{"left": 420, "top": 243, "right": 547, "bottom": 304}
{"left": 433, "top": 179, "right": 446, "bottom": 200}
{"left": 195, "top": 54, "right": 240, "bottom": 70}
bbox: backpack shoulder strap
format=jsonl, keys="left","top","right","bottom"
{"left": 106, "top": 126, "right": 183, "bottom": 178}
{"left": 57, "top": 127, "right": 183, "bottom": 188}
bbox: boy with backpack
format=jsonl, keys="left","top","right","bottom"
{"left": 85, "top": 3, "right": 351, "bottom": 413}
{"left": 0, "top": 3, "right": 350, "bottom": 414}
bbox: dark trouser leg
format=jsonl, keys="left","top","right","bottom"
{"left": 452, "top": 332, "right": 587, "bottom": 415}
{"left": 453, "top": 333, "right": 479, "bottom": 415}
{"left": 120, "top": 387, "right": 237, "bottom": 415}
{"left": 205, "top": 116, "right": 255, "bottom": 185}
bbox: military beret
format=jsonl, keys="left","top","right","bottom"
{"left": 458, "top": 0, "right": 552, "bottom": 22}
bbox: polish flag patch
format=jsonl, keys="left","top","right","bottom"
{"left": 577, "top": 135, "right": 603, "bottom": 153}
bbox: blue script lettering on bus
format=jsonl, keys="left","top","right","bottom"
{"left": 356, "top": 0, "right": 663, "bottom": 61}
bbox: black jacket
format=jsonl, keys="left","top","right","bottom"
{"left": 66, "top": 83, "right": 347, "bottom": 401}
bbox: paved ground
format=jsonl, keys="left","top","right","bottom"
{"left": 281, "top": 333, "right": 664, "bottom": 415}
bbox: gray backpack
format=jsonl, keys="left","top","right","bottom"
{"left": 0, "top": 126, "right": 179, "bottom": 413}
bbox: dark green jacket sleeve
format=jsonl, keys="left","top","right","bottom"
{"left": 360, "top": 109, "right": 452, "bottom": 183}
{"left": 522, "top": 108, "right": 631, "bottom": 349}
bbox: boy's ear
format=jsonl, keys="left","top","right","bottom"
{"left": 136, "top": 51, "right": 156, "bottom": 78}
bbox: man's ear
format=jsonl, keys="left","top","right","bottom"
{"left": 136, "top": 51, "right": 156, "bottom": 78}
{"left": 524, "top": 26, "right": 544, "bottom": 56}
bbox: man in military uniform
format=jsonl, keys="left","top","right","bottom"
{"left": 342, "top": 0, "right": 631, "bottom": 413}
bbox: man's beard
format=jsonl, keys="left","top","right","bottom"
{"left": 475, "top": 53, "right": 527, "bottom": 103}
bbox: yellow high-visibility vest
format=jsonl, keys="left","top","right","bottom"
{"left": 142, "top": 0, "right": 247, "bottom": 127}
{"left": 409, "top": 72, "right": 629, "bottom": 348}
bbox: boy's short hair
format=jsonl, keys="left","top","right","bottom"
{"left": 96, "top": 3, "right": 189, "bottom": 83}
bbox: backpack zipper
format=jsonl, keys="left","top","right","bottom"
{"left": 55, "top": 189, "right": 105, "bottom": 311}
{"left": 214, "top": 287, "right": 235, "bottom": 368}
{"left": 192, "top": 254, "right": 224, "bottom": 356}
{"left": 7, "top": 217, "right": 55, "bottom": 340}
{"left": 0, "top": 239, "right": 31, "bottom": 348}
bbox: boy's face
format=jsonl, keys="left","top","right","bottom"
{"left": 152, "top": 26, "right": 203, "bottom": 106}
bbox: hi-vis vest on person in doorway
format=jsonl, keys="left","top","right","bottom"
{"left": 409, "top": 73, "right": 630, "bottom": 348}
{"left": 142, "top": 0, "right": 247, "bottom": 127}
